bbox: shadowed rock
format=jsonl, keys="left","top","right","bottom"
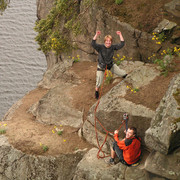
{"left": 145, "top": 74, "right": 180, "bottom": 154}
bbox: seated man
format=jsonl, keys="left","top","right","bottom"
{"left": 108, "top": 127, "right": 141, "bottom": 166}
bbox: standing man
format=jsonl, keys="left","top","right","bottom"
{"left": 107, "top": 127, "right": 141, "bottom": 166}
{"left": 91, "top": 30, "right": 127, "bottom": 99}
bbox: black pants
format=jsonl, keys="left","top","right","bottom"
{"left": 112, "top": 142, "right": 131, "bottom": 166}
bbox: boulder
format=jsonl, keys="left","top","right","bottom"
{"left": 84, "top": 95, "right": 154, "bottom": 148}
{"left": 144, "top": 149, "right": 180, "bottom": 179}
{"left": 164, "top": 0, "right": 180, "bottom": 18}
{"left": 125, "top": 65, "right": 160, "bottom": 88}
{"left": 82, "top": 119, "right": 113, "bottom": 153}
{"left": 145, "top": 74, "right": 180, "bottom": 154}
{"left": 38, "top": 59, "right": 74, "bottom": 89}
{"left": 37, "top": 0, "right": 54, "bottom": 20}
{"left": 153, "top": 19, "right": 177, "bottom": 33}
{"left": 171, "top": 28, "right": 180, "bottom": 45}
{"left": 30, "top": 85, "right": 83, "bottom": 128}
{"left": 119, "top": 60, "right": 145, "bottom": 74}
{"left": 0, "top": 136, "right": 85, "bottom": 180}
{"left": 2, "top": 99, "right": 22, "bottom": 121}
{"left": 73, "top": 148, "right": 147, "bottom": 180}
{"left": 82, "top": 63, "right": 159, "bottom": 149}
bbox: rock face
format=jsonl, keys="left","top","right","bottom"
{"left": 31, "top": 85, "right": 83, "bottom": 128}
{"left": 153, "top": 19, "right": 177, "bottom": 33}
{"left": 145, "top": 74, "right": 180, "bottom": 154}
{"left": 37, "top": 0, "right": 54, "bottom": 20}
{"left": 82, "top": 63, "right": 159, "bottom": 152}
{"left": 0, "top": 136, "right": 84, "bottom": 180}
{"left": 73, "top": 148, "right": 147, "bottom": 180}
{"left": 165, "top": 0, "right": 180, "bottom": 18}
{"left": 76, "top": 3, "right": 161, "bottom": 63}
{"left": 1, "top": 0, "right": 180, "bottom": 180}
{"left": 145, "top": 149, "right": 180, "bottom": 180}
{"left": 36, "top": 0, "right": 161, "bottom": 70}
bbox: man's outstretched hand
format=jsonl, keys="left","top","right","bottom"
{"left": 96, "top": 31, "right": 101, "bottom": 36}
{"left": 116, "top": 31, "right": 122, "bottom": 36}
{"left": 114, "top": 130, "right": 119, "bottom": 134}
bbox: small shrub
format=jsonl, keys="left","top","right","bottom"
{"left": 0, "top": 0, "right": 9, "bottom": 14}
{"left": 148, "top": 47, "right": 179, "bottom": 76}
{"left": 113, "top": 54, "right": 132, "bottom": 66}
{"left": 0, "top": 129, "right": 6, "bottom": 134}
{"left": 174, "top": 47, "right": 180, "bottom": 56}
{"left": 105, "top": 70, "right": 113, "bottom": 84}
{"left": 133, "top": 87, "right": 140, "bottom": 92}
{"left": 57, "top": 130, "right": 63, "bottom": 136}
{"left": 115, "top": 0, "right": 123, "bottom": 5}
{"left": 73, "top": 55, "right": 80, "bottom": 63}
{"left": 126, "top": 86, "right": 139, "bottom": 93}
{"left": 152, "top": 32, "right": 167, "bottom": 44}
{"left": 158, "top": 32, "right": 166, "bottom": 42}
{"left": 42, "top": 145, "right": 49, "bottom": 152}
{"left": 154, "top": 54, "right": 175, "bottom": 77}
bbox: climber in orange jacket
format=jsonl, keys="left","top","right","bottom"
{"left": 107, "top": 127, "right": 141, "bottom": 166}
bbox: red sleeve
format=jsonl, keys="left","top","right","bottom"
{"left": 114, "top": 134, "right": 128, "bottom": 150}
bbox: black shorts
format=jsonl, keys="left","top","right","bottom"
{"left": 112, "top": 142, "right": 131, "bottom": 166}
{"left": 113, "top": 142, "right": 123, "bottom": 160}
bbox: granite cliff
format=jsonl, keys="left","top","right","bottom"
{"left": 0, "top": 0, "right": 180, "bottom": 179}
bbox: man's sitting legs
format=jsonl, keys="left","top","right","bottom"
{"left": 108, "top": 142, "right": 130, "bottom": 166}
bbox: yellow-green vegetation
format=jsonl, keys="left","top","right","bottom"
{"left": 0, "top": 0, "right": 9, "bottom": 15}
{"left": 126, "top": 85, "right": 139, "bottom": 93}
{"left": 0, "top": 129, "right": 6, "bottom": 134}
{"left": 113, "top": 54, "right": 132, "bottom": 66}
{"left": 74, "top": 147, "right": 79, "bottom": 151}
{"left": 42, "top": 145, "right": 49, "bottom": 152}
{"left": 105, "top": 70, "right": 113, "bottom": 84}
{"left": 154, "top": 48, "right": 175, "bottom": 77}
{"left": 57, "top": 130, "right": 63, "bottom": 136}
{"left": 40, "top": 142, "right": 49, "bottom": 152}
{"left": 0, "top": 123, "right": 7, "bottom": 134}
{"left": 151, "top": 32, "right": 180, "bottom": 76}
{"left": 34, "top": 0, "right": 96, "bottom": 55}
{"left": 69, "top": 55, "right": 80, "bottom": 63}
{"left": 152, "top": 32, "right": 166, "bottom": 43}
{"left": 52, "top": 125, "right": 64, "bottom": 135}
{"left": 105, "top": 54, "right": 132, "bottom": 84}
{"left": 115, "top": 0, "right": 123, "bottom": 5}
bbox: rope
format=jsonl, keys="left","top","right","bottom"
{"left": 94, "top": 67, "right": 126, "bottom": 159}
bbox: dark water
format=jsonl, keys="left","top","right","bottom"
{"left": 0, "top": 0, "right": 46, "bottom": 119}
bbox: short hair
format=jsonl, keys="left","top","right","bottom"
{"left": 129, "top": 127, "right": 137, "bottom": 136}
{"left": 104, "top": 35, "right": 113, "bottom": 43}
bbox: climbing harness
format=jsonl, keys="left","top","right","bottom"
{"left": 94, "top": 66, "right": 129, "bottom": 159}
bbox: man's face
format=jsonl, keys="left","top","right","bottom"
{"left": 104, "top": 38, "right": 112, "bottom": 48}
{"left": 126, "top": 128, "right": 135, "bottom": 139}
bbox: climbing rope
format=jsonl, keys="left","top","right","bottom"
{"left": 94, "top": 67, "right": 128, "bottom": 159}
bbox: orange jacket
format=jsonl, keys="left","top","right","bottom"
{"left": 114, "top": 134, "right": 141, "bottom": 165}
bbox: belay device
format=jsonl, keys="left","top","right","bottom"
{"left": 123, "top": 113, "right": 129, "bottom": 131}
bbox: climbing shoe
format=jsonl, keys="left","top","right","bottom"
{"left": 95, "top": 90, "right": 99, "bottom": 99}
{"left": 105, "top": 158, "right": 115, "bottom": 165}
{"left": 131, "top": 162, "right": 140, "bottom": 167}
{"left": 122, "top": 74, "right": 128, "bottom": 79}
